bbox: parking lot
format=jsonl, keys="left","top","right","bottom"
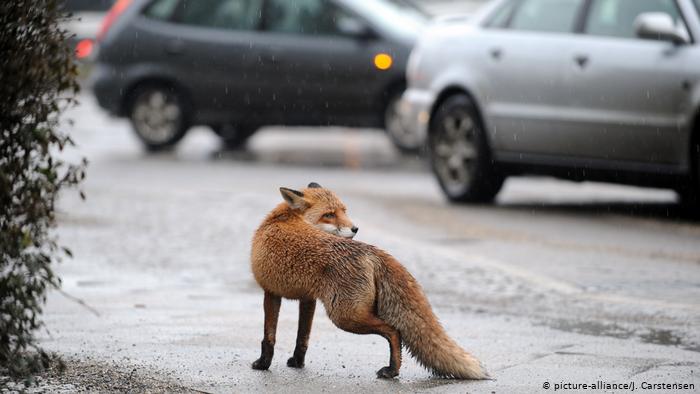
{"left": 1, "top": 0, "right": 694, "bottom": 392}
{"left": 32, "top": 93, "right": 700, "bottom": 392}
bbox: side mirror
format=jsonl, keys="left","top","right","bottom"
{"left": 337, "top": 17, "right": 376, "bottom": 40}
{"left": 634, "top": 12, "right": 688, "bottom": 45}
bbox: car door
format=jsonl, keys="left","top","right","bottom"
{"left": 139, "top": 0, "right": 264, "bottom": 125}
{"left": 562, "top": 0, "right": 693, "bottom": 167}
{"left": 253, "top": 0, "right": 377, "bottom": 126}
{"left": 482, "top": 0, "right": 587, "bottom": 155}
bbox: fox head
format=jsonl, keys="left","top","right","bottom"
{"left": 279, "top": 182, "right": 358, "bottom": 239}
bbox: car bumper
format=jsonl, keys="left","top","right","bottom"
{"left": 399, "top": 88, "right": 434, "bottom": 143}
{"left": 89, "top": 63, "right": 125, "bottom": 116}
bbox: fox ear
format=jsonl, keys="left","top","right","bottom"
{"left": 280, "top": 187, "right": 307, "bottom": 209}
{"left": 307, "top": 182, "right": 322, "bottom": 189}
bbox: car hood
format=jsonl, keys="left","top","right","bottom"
{"left": 421, "top": 20, "right": 479, "bottom": 44}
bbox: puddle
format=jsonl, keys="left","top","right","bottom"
{"left": 544, "top": 319, "right": 700, "bottom": 353}
{"left": 187, "top": 294, "right": 221, "bottom": 300}
{"left": 639, "top": 328, "right": 700, "bottom": 351}
{"left": 76, "top": 280, "right": 108, "bottom": 287}
{"left": 547, "top": 320, "right": 632, "bottom": 340}
{"left": 400, "top": 377, "right": 465, "bottom": 392}
{"left": 56, "top": 212, "right": 108, "bottom": 227}
{"left": 431, "top": 237, "right": 480, "bottom": 245}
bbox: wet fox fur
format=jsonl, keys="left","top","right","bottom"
{"left": 250, "top": 182, "right": 488, "bottom": 379}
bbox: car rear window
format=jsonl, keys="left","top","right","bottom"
{"left": 62, "top": 0, "right": 114, "bottom": 12}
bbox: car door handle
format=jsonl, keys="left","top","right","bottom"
{"left": 490, "top": 48, "right": 502, "bottom": 60}
{"left": 574, "top": 54, "right": 589, "bottom": 68}
{"left": 165, "top": 40, "right": 184, "bottom": 55}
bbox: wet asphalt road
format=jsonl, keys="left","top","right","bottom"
{"left": 39, "top": 94, "right": 700, "bottom": 393}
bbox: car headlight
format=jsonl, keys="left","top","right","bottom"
{"left": 406, "top": 48, "right": 423, "bottom": 85}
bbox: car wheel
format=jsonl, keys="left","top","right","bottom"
{"left": 428, "top": 94, "right": 504, "bottom": 203}
{"left": 384, "top": 90, "right": 422, "bottom": 154}
{"left": 128, "top": 84, "right": 189, "bottom": 151}
{"left": 212, "top": 124, "right": 257, "bottom": 151}
{"left": 679, "top": 136, "right": 700, "bottom": 211}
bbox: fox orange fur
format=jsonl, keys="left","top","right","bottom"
{"left": 250, "top": 182, "right": 488, "bottom": 379}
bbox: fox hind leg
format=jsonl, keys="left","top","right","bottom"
{"left": 252, "top": 291, "right": 281, "bottom": 370}
{"left": 376, "top": 329, "right": 402, "bottom": 379}
{"left": 333, "top": 311, "right": 402, "bottom": 379}
{"left": 287, "top": 299, "right": 316, "bottom": 368}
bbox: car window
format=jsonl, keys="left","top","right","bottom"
{"left": 264, "top": 0, "right": 350, "bottom": 36}
{"left": 62, "top": 0, "right": 114, "bottom": 12}
{"left": 508, "top": 0, "right": 584, "bottom": 33}
{"left": 176, "top": 0, "right": 262, "bottom": 30}
{"left": 143, "top": 0, "right": 179, "bottom": 21}
{"left": 484, "top": 0, "right": 519, "bottom": 28}
{"left": 585, "top": 0, "right": 684, "bottom": 39}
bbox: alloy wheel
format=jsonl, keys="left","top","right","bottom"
{"left": 131, "top": 89, "right": 183, "bottom": 145}
{"left": 431, "top": 109, "right": 478, "bottom": 195}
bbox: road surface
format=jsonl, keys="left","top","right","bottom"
{"left": 33, "top": 94, "right": 700, "bottom": 393}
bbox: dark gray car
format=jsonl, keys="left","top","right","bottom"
{"left": 92, "top": 0, "right": 427, "bottom": 151}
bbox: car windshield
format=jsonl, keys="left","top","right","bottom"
{"left": 345, "top": 0, "right": 429, "bottom": 42}
{"left": 61, "top": 0, "right": 114, "bottom": 12}
{"left": 379, "top": 0, "right": 430, "bottom": 17}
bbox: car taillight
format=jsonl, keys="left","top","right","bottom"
{"left": 97, "top": 0, "right": 133, "bottom": 42}
{"left": 75, "top": 39, "right": 94, "bottom": 59}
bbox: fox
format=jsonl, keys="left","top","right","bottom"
{"left": 250, "top": 182, "right": 488, "bottom": 379}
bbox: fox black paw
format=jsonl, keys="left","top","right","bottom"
{"left": 252, "top": 358, "right": 271, "bottom": 370}
{"left": 376, "top": 366, "right": 398, "bottom": 379}
{"left": 287, "top": 357, "right": 304, "bottom": 368}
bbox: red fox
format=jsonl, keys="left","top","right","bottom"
{"left": 250, "top": 182, "right": 488, "bottom": 379}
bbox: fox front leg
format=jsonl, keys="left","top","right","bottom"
{"left": 287, "top": 299, "right": 316, "bottom": 368}
{"left": 252, "top": 291, "right": 281, "bottom": 370}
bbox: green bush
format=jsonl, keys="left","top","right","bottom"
{"left": 0, "top": 0, "right": 85, "bottom": 378}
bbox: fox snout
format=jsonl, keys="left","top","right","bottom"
{"left": 337, "top": 225, "right": 359, "bottom": 239}
{"left": 318, "top": 223, "right": 358, "bottom": 239}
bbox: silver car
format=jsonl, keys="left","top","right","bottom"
{"left": 402, "top": 0, "right": 700, "bottom": 206}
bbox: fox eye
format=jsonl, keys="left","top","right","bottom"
{"left": 323, "top": 212, "right": 336, "bottom": 219}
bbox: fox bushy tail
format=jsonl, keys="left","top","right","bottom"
{"left": 373, "top": 254, "right": 488, "bottom": 379}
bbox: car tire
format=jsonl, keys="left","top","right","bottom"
{"left": 128, "top": 84, "right": 189, "bottom": 151}
{"left": 679, "top": 134, "right": 700, "bottom": 212}
{"left": 384, "top": 90, "right": 422, "bottom": 154}
{"left": 428, "top": 94, "right": 504, "bottom": 203}
{"left": 212, "top": 124, "right": 258, "bottom": 151}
